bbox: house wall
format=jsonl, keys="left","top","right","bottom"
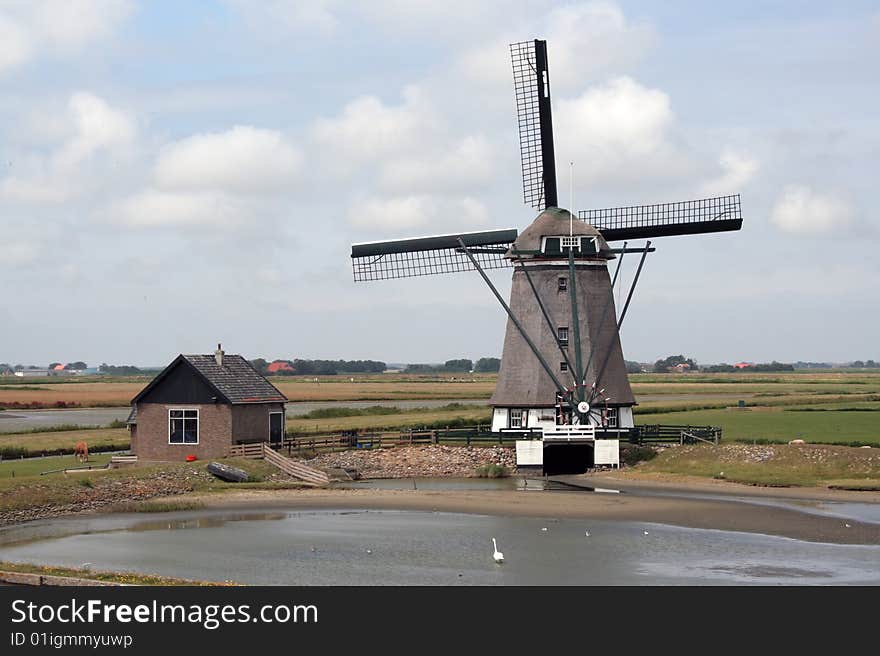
{"left": 132, "top": 402, "right": 232, "bottom": 461}
{"left": 231, "top": 403, "right": 286, "bottom": 443}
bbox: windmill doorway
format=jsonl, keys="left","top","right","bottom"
{"left": 542, "top": 443, "right": 594, "bottom": 475}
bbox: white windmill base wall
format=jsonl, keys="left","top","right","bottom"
{"left": 491, "top": 406, "right": 634, "bottom": 432}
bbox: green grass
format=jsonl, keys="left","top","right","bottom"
{"left": 0, "top": 427, "right": 129, "bottom": 457}
{"left": 109, "top": 499, "right": 205, "bottom": 513}
{"left": 636, "top": 405, "right": 880, "bottom": 445}
{"left": 0, "top": 453, "right": 114, "bottom": 478}
{"left": 635, "top": 443, "right": 880, "bottom": 487}
{"left": 0, "top": 561, "right": 229, "bottom": 585}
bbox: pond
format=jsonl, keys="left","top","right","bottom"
{"left": 1, "top": 509, "right": 878, "bottom": 585}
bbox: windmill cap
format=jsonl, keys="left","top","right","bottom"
{"left": 507, "top": 207, "right": 611, "bottom": 256}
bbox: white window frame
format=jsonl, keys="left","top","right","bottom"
{"left": 604, "top": 407, "right": 619, "bottom": 428}
{"left": 168, "top": 408, "right": 199, "bottom": 445}
{"left": 561, "top": 236, "right": 580, "bottom": 249}
{"left": 508, "top": 408, "right": 525, "bottom": 429}
{"left": 558, "top": 326, "right": 569, "bottom": 345}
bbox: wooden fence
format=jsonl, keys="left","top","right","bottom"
{"left": 226, "top": 442, "right": 329, "bottom": 486}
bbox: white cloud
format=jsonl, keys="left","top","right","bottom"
{"left": 111, "top": 190, "right": 246, "bottom": 229}
{"left": 1, "top": 92, "right": 134, "bottom": 204}
{"left": 0, "top": 1, "right": 133, "bottom": 74}
{"left": 700, "top": 150, "right": 759, "bottom": 196}
{"left": 311, "top": 87, "right": 437, "bottom": 171}
{"left": 0, "top": 14, "right": 31, "bottom": 73}
{"left": 770, "top": 185, "right": 854, "bottom": 234}
{"left": 379, "top": 135, "right": 493, "bottom": 194}
{"left": 155, "top": 126, "right": 301, "bottom": 194}
{"left": 54, "top": 92, "right": 135, "bottom": 169}
{"left": 349, "top": 195, "right": 488, "bottom": 233}
{"left": 459, "top": 2, "right": 656, "bottom": 88}
{"left": 555, "top": 76, "right": 689, "bottom": 187}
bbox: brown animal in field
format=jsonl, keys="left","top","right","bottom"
{"left": 74, "top": 441, "right": 89, "bottom": 462}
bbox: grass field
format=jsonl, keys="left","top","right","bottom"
{"left": 635, "top": 443, "right": 880, "bottom": 487}
{"left": 0, "top": 428, "right": 129, "bottom": 457}
{"left": 1, "top": 371, "right": 879, "bottom": 445}
{"left": 0, "top": 453, "right": 114, "bottom": 479}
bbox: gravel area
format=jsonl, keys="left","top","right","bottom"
{"left": 305, "top": 445, "right": 515, "bottom": 479}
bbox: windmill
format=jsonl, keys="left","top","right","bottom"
{"left": 350, "top": 39, "right": 743, "bottom": 470}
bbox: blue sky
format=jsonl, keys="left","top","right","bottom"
{"left": 0, "top": 1, "right": 877, "bottom": 367}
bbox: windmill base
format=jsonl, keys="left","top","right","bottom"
{"left": 515, "top": 437, "right": 620, "bottom": 476}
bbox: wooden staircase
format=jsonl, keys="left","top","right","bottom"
{"left": 227, "top": 442, "right": 329, "bottom": 487}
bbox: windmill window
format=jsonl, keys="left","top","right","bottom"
{"left": 561, "top": 236, "right": 580, "bottom": 249}
{"left": 604, "top": 407, "right": 619, "bottom": 428}
{"left": 558, "top": 277, "right": 567, "bottom": 291}
{"left": 508, "top": 409, "right": 524, "bottom": 429}
{"left": 558, "top": 326, "right": 569, "bottom": 345}
{"left": 169, "top": 409, "right": 199, "bottom": 444}
{"left": 560, "top": 361, "right": 568, "bottom": 372}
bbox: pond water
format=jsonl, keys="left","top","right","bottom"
{"left": 1, "top": 509, "right": 878, "bottom": 585}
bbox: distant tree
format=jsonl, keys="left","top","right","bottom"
{"left": 98, "top": 364, "right": 143, "bottom": 375}
{"left": 624, "top": 360, "right": 643, "bottom": 374}
{"left": 653, "top": 355, "right": 697, "bottom": 373}
{"left": 474, "top": 357, "right": 501, "bottom": 373}
{"left": 752, "top": 361, "right": 794, "bottom": 372}
{"left": 66, "top": 361, "right": 87, "bottom": 370}
{"left": 444, "top": 359, "right": 473, "bottom": 372}
{"left": 48, "top": 362, "right": 61, "bottom": 370}
{"left": 250, "top": 358, "right": 269, "bottom": 374}
{"left": 14, "top": 364, "right": 24, "bottom": 371}
{"left": 867, "top": 360, "right": 879, "bottom": 368}
{"left": 704, "top": 363, "right": 735, "bottom": 373}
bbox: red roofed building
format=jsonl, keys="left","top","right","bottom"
{"left": 733, "top": 362, "right": 752, "bottom": 369}
{"left": 266, "top": 360, "right": 295, "bottom": 374}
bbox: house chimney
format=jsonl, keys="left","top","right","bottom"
{"left": 215, "top": 343, "right": 224, "bottom": 367}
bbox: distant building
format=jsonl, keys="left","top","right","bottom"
{"left": 734, "top": 362, "right": 752, "bottom": 369}
{"left": 671, "top": 363, "right": 692, "bottom": 373}
{"left": 266, "top": 360, "right": 295, "bottom": 374}
{"left": 14, "top": 369, "right": 53, "bottom": 377}
{"left": 128, "top": 344, "right": 289, "bottom": 461}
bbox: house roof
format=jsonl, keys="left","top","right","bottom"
{"left": 131, "top": 353, "right": 288, "bottom": 405}
{"left": 267, "top": 361, "right": 295, "bottom": 373}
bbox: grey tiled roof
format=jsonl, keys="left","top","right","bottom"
{"left": 183, "top": 354, "right": 288, "bottom": 404}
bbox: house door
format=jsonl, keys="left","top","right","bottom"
{"left": 269, "top": 412, "right": 284, "bottom": 447}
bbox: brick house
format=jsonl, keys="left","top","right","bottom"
{"left": 127, "top": 345, "right": 288, "bottom": 461}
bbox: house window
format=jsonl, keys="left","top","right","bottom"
{"left": 169, "top": 409, "right": 199, "bottom": 444}
{"left": 558, "top": 326, "right": 569, "bottom": 345}
{"left": 604, "top": 407, "right": 619, "bottom": 428}
{"left": 560, "top": 361, "right": 568, "bottom": 372}
{"left": 558, "top": 277, "right": 567, "bottom": 291}
{"left": 508, "top": 408, "right": 525, "bottom": 429}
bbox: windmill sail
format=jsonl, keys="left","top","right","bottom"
{"left": 351, "top": 229, "right": 518, "bottom": 281}
{"left": 580, "top": 194, "right": 743, "bottom": 241}
{"left": 511, "top": 39, "right": 558, "bottom": 209}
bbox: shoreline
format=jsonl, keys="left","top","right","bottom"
{"left": 172, "top": 480, "right": 880, "bottom": 546}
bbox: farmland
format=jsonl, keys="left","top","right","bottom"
{"left": 0, "top": 371, "right": 878, "bottom": 446}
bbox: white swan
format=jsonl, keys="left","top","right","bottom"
{"left": 492, "top": 538, "right": 504, "bottom": 563}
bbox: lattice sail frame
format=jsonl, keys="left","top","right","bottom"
{"left": 510, "top": 40, "right": 546, "bottom": 210}
{"left": 351, "top": 230, "right": 518, "bottom": 282}
{"left": 579, "top": 194, "right": 743, "bottom": 241}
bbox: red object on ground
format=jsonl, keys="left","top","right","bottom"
{"left": 186, "top": 455, "right": 197, "bottom": 462}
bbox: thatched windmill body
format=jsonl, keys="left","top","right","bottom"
{"left": 351, "top": 40, "right": 743, "bottom": 460}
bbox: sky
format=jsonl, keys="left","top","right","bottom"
{"left": 0, "top": 0, "right": 878, "bottom": 367}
